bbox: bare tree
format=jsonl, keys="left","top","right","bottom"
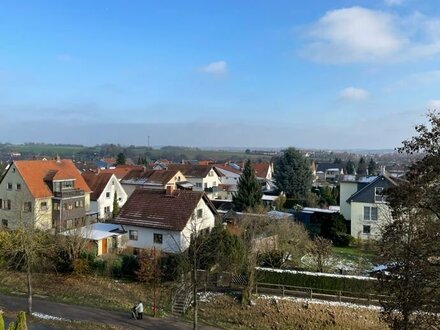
{"left": 308, "top": 236, "right": 333, "bottom": 273}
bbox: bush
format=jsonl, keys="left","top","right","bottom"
{"left": 332, "top": 234, "right": 353, "bottom": 247}
{"left": 257, "top": 268, "right": 375, "bottom": 294}
{"left": 121, "top": 254, "right": 138, "bottom": 278}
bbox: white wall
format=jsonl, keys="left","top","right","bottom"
{"left": 123, "top": 197, "right": 216, "bottom": 253}
{"left": 339, "top": 181, "right": 358, "bottom": 221}
{"left": 351, "top": 202, "right": 392, "bottom": 240}
{"left": 97, "top": 175, "right": 128, "bottom": 219}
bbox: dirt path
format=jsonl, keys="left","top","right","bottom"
{"left": 0, "top": 294, "right": 219, "bottom": 330}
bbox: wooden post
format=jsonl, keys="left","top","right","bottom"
{"left": 310, "top": 289, "right": 313, "bottom": 299}
{"left": 338, "top": 291, "right": 342, "bottom": 303}
{"left": 255, "top": 284, "right": 258, "bottom": 295}
{"left": 282, "top": 286, "right": 285, "bottom": 297}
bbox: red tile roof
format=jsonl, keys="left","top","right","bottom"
{"left": 82, "top": 172, "right": 115, "bottom": 201}
{"left": 252, "top": 163, "right": 271, "bottom": 179}
{"left": 114, "top": 189, "right": 217, "bottom": 231}
{"left": 167, "top": 164, "right": 222, "bottom": 178}
{"left": 12, "top": 159, "right": 91, "bottom": 199}
{"left": 122, "top": 169, "right": 183, "bottom": 185}
{"left": 101, "top": 165, "right": 144, "bottom": 180}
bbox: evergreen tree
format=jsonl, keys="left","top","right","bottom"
{"left": 112, "top": 192, "right": 120, "bottom": 218}
{"left": 357, "top": 157, "right": 367, "bottom": 176}
{"left": 273, "top": 147, "right": 313, "bottom": 199}
{"left": 345, "top": 160, "right": 356, "bottom": 175}
{"left": 232, "top": 160, "right": 263, "bottom": 211}
{"left": 116, "top": 152, "right": 126, "bottom": 165}
{"left": 0, "top": 312, "right": 4, "bottom": 330}
{"left": 15, "top": 312, "right": 27, "bottom": 330}
{"left": 367, "top": 158, "right": 377, "bottom": 175}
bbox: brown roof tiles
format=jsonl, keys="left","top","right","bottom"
{"left": 82, "top": 172, "right": 115, "bottom": 201}
{"left": 114, "top": 189, "right": 217, "bottom": 231}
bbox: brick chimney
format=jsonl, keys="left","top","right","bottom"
{"left": 166, "top": 185, "right": 174, "bottom": 196}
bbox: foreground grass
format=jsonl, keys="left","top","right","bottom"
{"left": 0, "top": 269, "right": 173, "bottom": 314}
{"left": 196, "top": 293, "right": 388, "bottom": 330}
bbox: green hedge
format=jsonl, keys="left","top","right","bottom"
{"left": 256, "top": 268, "right": 375, "bottom": 294}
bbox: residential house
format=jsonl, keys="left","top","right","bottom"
{"left": 340, "top": 173, "right": 400, "bottom": 239}
{"left": 120, "top": 169, "right": 188, "bottom": 197}
{"left": 0, "top": 159, "right": 91, "bottom": 231}
{"left": 316, "top": 163, "right": 345, "bottom": 182}
{"left": 101, "top": 165, "right": 145, "bottom": 181}
{"left": 112, "top": 188, "right": 217, "bottom": 253}
{"left": 166, "top": 164, "right": 222, "bottom": 199}
{"left": 82, "top": 172, "right": 128, "bottom": 220}
{"left": 214, "top": 163, "right": 242, "bottom": 200}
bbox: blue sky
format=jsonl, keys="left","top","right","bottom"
{"left": 0, "top": 0, "right": 439, "bottom": 149}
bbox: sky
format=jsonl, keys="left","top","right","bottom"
{"left": 0, "top": 0, "right": 439, "bottom": 149}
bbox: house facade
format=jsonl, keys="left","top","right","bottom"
{"left": 341, "top": 174, "right": 398, "bottom": 239}
{"left": 82, "top": 172, "right": 128, "bottom": 220}
{"left": 0, "top": 159, "right": 91, "bottom": 231}
{"left": 112, "top": 188, "right": 217, "bottom": 253}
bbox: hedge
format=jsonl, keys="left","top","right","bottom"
{"left": 256, "top": 268, "right": 376, "bottom": 294}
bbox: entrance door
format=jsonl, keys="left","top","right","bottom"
{"left": 102, "top": 238, "right": 107, "bottom": 254}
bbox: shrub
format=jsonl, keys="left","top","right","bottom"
{"left": 257, "top": 268, "right": 375, "bottom": 294}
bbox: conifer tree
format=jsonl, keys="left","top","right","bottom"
{"left": 345, "top": 160, "right": 355, "bottom": 175}
{"left": 367, "top": 158, "right": 377, "bottom": 175}
{"left": 232, "top": 160, "right": 263, "bottom": 211}
{"left": 112, "top": 192, "right": 120, "bottom": 218}
{"left": 357, "top": 157, "right": 367, "bottom": 175}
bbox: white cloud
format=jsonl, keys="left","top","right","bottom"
{"left": 384, "top": 0, "right": 404, "bottom": 6}
{"left": 198, "top": 61, "right": 228, "bottom": 77}
{"left": 427, "top": 100, "right": 440, "bottom": 110}
{"left": 301, "top": 7, "right": 440, "bottom": 63}
{"left": 339, "top": 87, "right": 370, "bottom": 101}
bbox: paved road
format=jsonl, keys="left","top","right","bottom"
{"left": 0, "top": 294, "right": 218, "bottom": 330}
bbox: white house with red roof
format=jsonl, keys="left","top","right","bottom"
{"left": 0, "top": 159, "right": 91, "bottom": 231}
{"left": 112, "top": 188, "right": 217, "bottom": 253}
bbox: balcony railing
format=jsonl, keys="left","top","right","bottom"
{"left": 53, "top": 188, "right": 85, "bottom": 198}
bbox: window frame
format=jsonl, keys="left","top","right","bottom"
{"left": 129, "top": 230, "right": 138, "bottom": 241}
{"left": 153, "top": 233, "right": 163, "bottom": 244}
{"left": 363, "top": 225, "right": 371, "bottom": 234}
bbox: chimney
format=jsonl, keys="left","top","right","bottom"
{"left": 56, "top": 154, "right": 61, "bottom": 163}
{"left": 166, "top": 185, "right": 174, "bottom": 196}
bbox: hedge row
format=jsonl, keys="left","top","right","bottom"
{"left": 256, "top": 269, "right": 376, "bottom": 294}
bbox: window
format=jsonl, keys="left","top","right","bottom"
{"left": 7, "top": 183, "right": 12, "bottom": 190}
{"left": 112, "top": 180, "right": 115, "bottom": 186}
{"left": 197, "top": 208, "right": 203, "bottom": 218}
{"left": 209, "top": 171, "right": 214, "bottom": 177}
{"left": 375, "top": 187, "right": 385, "bottom": 202}
{"left": 53, "top": 203, "right": 60, "bottom": 211}
{"left": 23, "top": 202, "right": 32, "bottom": 212}
{"left": 40, "top": 202, "right": 48, "bottom": 210}
{"left": 363, "top": 206, "right": 378, "bottom": 221}
{"left": 106, "top": 192, "right": 111, "bottom": 198}
{"left": 0, "top": 199, "right": 2, "bottom": 209}
{"left": 104, "top": 206, "right": 110, "bottom": 214}
{"left": 129, "top": 230, "right": 138, "bottom": 241}
{"left": 12, "top": 168, "right": 15, "bottom": 173}
{"left": 66, "top": 219, "right": 73, "bottom": 229}
{"left": 16, "top": 183, "right": 21, "bottom": 190}
{"left": 196, "top": 182, "right": 202, "bottom": 188}
{"left": 64, "top": 203, "right": 73, "bottom": 210}
{"left": 75, "top": 201, "right": 80, "bottom": 208}
{"left": 6, "top": 200, "right": 11, "bottom": 210}
{"left": 154, "top": 233, "right": 163, "bottom": 244}
{"left": 1, "top": 219, "right": 8, "bottom": 228}
{"left": 363, "top": 225, "right": 371, "bottom": 234}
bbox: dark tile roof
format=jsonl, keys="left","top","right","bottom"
{"left": 122, "top": 169, "right": 181, "bottom": 185}
{"left": 82, "top": 172, "right": 114, "bottom": 201}
{"left": 114, "top": 189, "right": 217, "bottom": 231}
{"left": 316, "top": 162, "right": 344, "bottom": 172}
{"left": 167, "top": 164, "right": 219, "bottom": 178}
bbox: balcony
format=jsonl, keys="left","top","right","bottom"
{"left": 204, "top": 186, "right": 219, "bottom": 193}
{"left": 53, "top": 188, "right": 85, "bottom": 198}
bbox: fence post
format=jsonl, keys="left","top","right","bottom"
{"left": 367, "top": 294, "right": 371, "bottom": 305}
{"left": 310, "top": 288, "right": 313, "bottom": 299}
{"left": 338, "top": 291, "right": 342, "bottom": 303}
{"left": 255, "top": 284, "right": 258, "bottom": 295}
{"left": 282, "top": 286, "right": 285, "bottom": 297}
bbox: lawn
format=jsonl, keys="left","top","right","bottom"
{"left": 0, "top": 270, "right": 173, "bottom": 314}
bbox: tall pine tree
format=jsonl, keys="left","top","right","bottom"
{"left": 232, "top": 160, "right": 263, "bottom": 211}
{"left": 367, "top": 158, "right": 377, "bottom": 175}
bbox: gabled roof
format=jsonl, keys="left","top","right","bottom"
{"left": 252, "top": 162, "right": 271, "bottom": 178}
{"left": 316, "top": 163, "right": 344, "bottom": 172}
{"left": 114, "top": 189, "right": 217, "bottom": 231}
{"left": 101, "top": 165, "right": 144, "bottom": 180}
{"left": 122, "top": 169, "right": 182, "bottom": 186}
{"left": 82, "top": 172, "right": 115, "bottom": 201}
{"left": 167, "top": 164, "right": 221, "bottom": 178}
{"left": 10, "top": 159, "right": 91, "bottom": 199}
{"left": 346, "top": 173, "right": 402, "bottom": 204}
{"left": 214, "top": 164, "right": 242, "bottom": 176}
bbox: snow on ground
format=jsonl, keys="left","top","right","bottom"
{"left": 31, "top": 312, "right": 69, "bottom": 321}
{"left": 257, "top": 294, "right": 382, "bottom": 311}
{"left": 197, "top": 292, "right": 226, "bottom": 303}
{"left": 256, "top": 267, "right": 376, "bottom": 281}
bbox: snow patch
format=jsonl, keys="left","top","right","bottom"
{"left": 257, "top": 294, "right": 382, "bottom": 311}
{"left": 197, "top": 292, "right": 224, "bottom": 303}
{"left": 257, "top": 267, "right": 376, "bottom": 281}
{"left": 32, "top": 312, "right": 69, "bottom": 321}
